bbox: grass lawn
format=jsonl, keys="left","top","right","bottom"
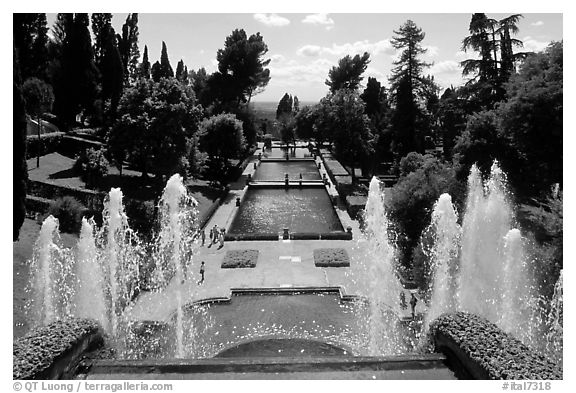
{"left": 13, "top": 218, "right": 79, "bottom": 339}
{"left": 27, "top": 153, "right": 223, "bottom": 225}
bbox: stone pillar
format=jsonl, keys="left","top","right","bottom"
{"left": 283, "top": 228, "right": 290, "bottom": 240}
{"left": 236, "top": 197, "right": 241, "bottom": 207}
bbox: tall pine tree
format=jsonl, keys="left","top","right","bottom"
{"left": 139, "top": 45, "right": 151, "bottom": 79}
{"left": 159, "top": 41, "right": 174, "bottom": 78}
{"left": 389, "top": 20, "right": 431, "bottom": 157}
{"left": 117, "top": 13, "right": 140, "bottom": 85}
{"left": 14, "top": 13, "right": 49, "bottom": 80}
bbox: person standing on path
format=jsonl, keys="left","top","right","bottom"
{"left": 218, "top": 228, "right": 225, "bottom": 249}
{"left": 198, "top": 261, "right": 205, "bottom": 285}
{"left": 410, "top": 293, "right": 418, "bottom": 319}
{"left": 201, "top": 229, "right": 205, "bottom": 246}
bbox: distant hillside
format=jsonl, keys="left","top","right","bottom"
{"left": 250, "top": 101, "right": 318, "bottom": 122}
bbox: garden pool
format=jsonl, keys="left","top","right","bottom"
{"left": 252, "top": 161, "right": 321, "bottom": 181}
{"left": 228, "top": 186, "right": 344, "bottom": 235}
{"left": 262, "top": 147, "right": 313, "bottom": 159}
{"left": 125, "top": 292, "right": 408, "bottom": 359}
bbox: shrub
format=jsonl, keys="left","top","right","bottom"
{"left": 221, "top": 249, "right": 259, "bottom": 268}
{"left": 427, "top": 312, "right": 562, "bottom": 379}
{"left": 48, "top": 196, "right": 86, "bottom": 233}
{"left": 13, "top": 318, "right": 102, "bottom": 380}
{"left": 74, "top": 148, "right": 109, "bottom": 189}
{"left": 313, "top": 248, "right": 350, "bottom": 267}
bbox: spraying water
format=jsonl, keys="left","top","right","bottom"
{"left": 74, "top": 217, "right": 107, "bottom": 330}
{"left": 154, "top": 174, "right": 199, "bottom": 357}
{"left": 359, "top": 177, "right": 404, "bottom": 355}
{"left": 458, "top": 162, "right": 514, "bottom": 322}
{"left": 423, "top": 193, "right": 461, "bottom": 329}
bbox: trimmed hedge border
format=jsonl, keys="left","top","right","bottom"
{"left": 427, "top": 312, "right": 562, "bottom": 380}
{"left": 26, "top": 132, "right": 64, "bottom": 159}
{"left": 13, "top": 318, "right": 104, "bottom": 380}
{"left": 313, "top": 248, "right": 350, "bottom": 267}
{"left": 221, "top": 249, "right": 259, "bottom": 268}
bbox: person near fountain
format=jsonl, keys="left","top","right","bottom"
{"left": 198, "top": 261, "right": 205, "bottom": 285}
{"left": 201, "top": 229, "right": 205, "bottom": 246}
{"left": 208, "top": 228, "right": 214, "bottom": 247}
{"left": 218, "top": 228, "right": 225, "bottom": 249}
{"left": 400, "top": 291, "right": 407, "bottom": 310}
{"left": 410, "top": 293, "right": 418, "bottom": 319}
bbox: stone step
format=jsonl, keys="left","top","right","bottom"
{"left": 81, "top": 354, "right": 456, "bottom": 380}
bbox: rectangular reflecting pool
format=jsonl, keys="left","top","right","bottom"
{"left": 228, "top": 186, "right": 344, "bottom": 235}
{"left": 253, "top": 161, "right": 321, "bottom": 181}
{"left": 261, "top": 147, "right": 313, "bottom": 159}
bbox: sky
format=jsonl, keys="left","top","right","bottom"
{"left": 45, "top": 13, "right": 563, "bottom": 103}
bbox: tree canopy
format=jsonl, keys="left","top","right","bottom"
{"left": 326, "top": 52, "right": 371, "bottom": 93}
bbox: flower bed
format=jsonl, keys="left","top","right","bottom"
{"left": 427, "top": 312, "right": 562, "bottom": 380}
{"left": 221, "top": 249, "right": 259, "bottom": 268}
{"left": 313, "top": 248, "right": 350, "bottom": 267}
{"left": 13, "top": 318, "right": 103, "bottom": 380}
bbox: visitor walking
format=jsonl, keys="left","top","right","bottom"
{"left": 198, "top": 261, "right": 205, "bottom": 285}
{"left": 218, "top": 228, "right": 225, "bottom": 249}
{"left": 400, "top": 291, "right": 407, "bottom": 310}
{"left": 208, "top": 228, "right": 214, "bottom": 247}
{"left": 410, "top": 293, "right": 418, "bottom": 319}
{"left": 201, "top": 229, "right": 205, "bottom": 246}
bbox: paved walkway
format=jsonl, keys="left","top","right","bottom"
{"left": 125, "top": 144, "right": 425, "bottom": 322}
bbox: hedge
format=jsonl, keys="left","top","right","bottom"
{"left": 313, "top": 248, "right": 350, "bottom": 267}
{"left": 427, "top": 312, "right": 562, "bottom": 380}
{"left": 26, "top": 132, "right": 64, "bottom": 159}
{"left": 13, "top": 318, "right": 103, "bottom": 380}
{"left": 346, "top": 195, "right": 367, "bottom": 220}
{"left": 221, "top": 249, "right": 259, "bottom": 268}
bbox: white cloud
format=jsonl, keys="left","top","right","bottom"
{"left": 297, "top": 45, "right": 323, "bottom": 57}
{"left": 430, "top": 60, "right": 461, "bottom": 75}
{"left": 455, "top": 50, "right": 480, "bottom": 61}
{"left": 531, "top": 21, "right": 544, "bottom": 27}
{"left": 302, "top": 13, "right": 335, "bottom": 30}
{"left": 253, "top": 13, "right": 290, "bottom": 27}
{"left": 424, "top": 45, "right": 439, "bottom": 57}
{"left": 297, "top": 39, "right": 394, "bottom": 58}
{"left": 269, "top": 58, "right": 334, "bottom": 84}
{"left": 522, "top": 36, "right": 550, "bottom": 52}
{"left": 270, "top": 54, "right": 286, "bottom": 63}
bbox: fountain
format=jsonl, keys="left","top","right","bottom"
{"left": 73, "top": 218, "right": 107, "bottom": 330}
{"left": 422, "top": 193, "right": 460, "bottom": 329}
{"left": 152, "top": 174, "right": 200, "bottom": 357}
{"left": 26, "top": 176, "right": 204, "bottom": 358}
{"left": 356, "top": 177, "right": 404, "bottom": 355}
{"left": 423, "top": 162, "right": 562, "bottom": 362}
{"left": 27, "top": 215, "right": 75, "bottom": 326}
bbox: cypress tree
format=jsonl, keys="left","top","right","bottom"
{"left": 159, "top": 41, "right": 174, "bottom": 78}
{"left": 139, "top": 45, "right": 151, "bottom": 79}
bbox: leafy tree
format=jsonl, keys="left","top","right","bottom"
{"left": 151, "top": 61, "right": 162, "bottom": 82}
{"left": 52, "top": 13, "right": 98, "bottom": 128}
{"left": 387, "top": 154, "right": 465, "bottom": 270}
{"left": 216, "top": 29, "right": 271, "bottom": 105}
{"left": 22, "top": 77, "right": 54, "bottom": 168}
{"left": 276, "top": 93, "right": 294, "bottom": 121}
{"left": 175, "top": 59, "right": 188, "bottom": 84}
{"left": 116, "top": 13, "right": 140, "bottom": 85}
{"left": 198, "top": 113, "right": 246, "bottom": 184}
{"left": 14, "top": 13, "right": 49, "bottom": 81}
{"left": 454, "top": 42, "right": 562, "bottom": 200}
{"left": 294, "top": 105, "right": 318, "bottom": 141}
{"left": 189, "top": 67, "right": 209, "bottom": 106}
{"left": 139, "top": 45, "right": 151, "bottom": 79}
{"left": 315, "top": 90, "right": 374, "bottom": 180}
{"left": 326, "top": 52, "right": 370, "bottom": 93}
{"left": 438, "top": 87, "right": 466, "bottom": 160}
{"left": 109, "top": 77, "right": 202, "bottom": 183}
{"left": 74, "top": 148, "right": 109, "bottom": 189}
{"left": 389, "top": 20, "right": 432, "bottom": 157}
{"left": 14, "top": 46, "right": 28, "bottom": 241}
{"left": 91, "top": 14, "right": 123, "bottom": 125}
{"left": 293, "top": 96, "right": 300, "bottom": 113}
{"left": 91, "top": 13, "right": 113, "bottom": 66}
